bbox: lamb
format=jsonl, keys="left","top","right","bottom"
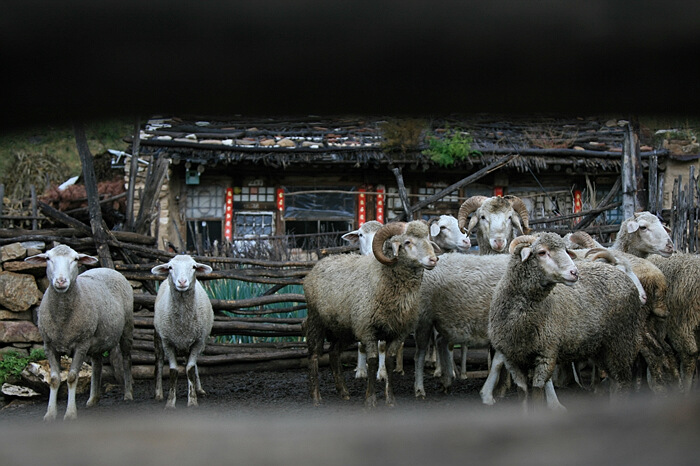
{"left": 151, "top": 254, "right": 214, "bottom": 409}
{"left": 648, "top": 252, "right": 700, "bottom": 394}
{"left": 457, "top": 195, "right": 530, "bottom": 254}
{"left": 304, "top": 220, "right": 438, "bottom": 407}
{"left": 25, "top": 244, "right": 134, "bottom": 421}
{"left": 488, "top": 233, "right": 645, "bottom": 409}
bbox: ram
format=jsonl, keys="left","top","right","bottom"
{"left": 304, "top": 221, "right": 438, "bottom": 407}
{"left": 457, "top": 195, "right": 530, "bottom": 254}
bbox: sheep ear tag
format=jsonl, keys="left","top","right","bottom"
{"left": 520, "top": 247, "right": 532, "bottom": 262}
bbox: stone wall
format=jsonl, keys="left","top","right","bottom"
{"left": 0, "top": 242, "right": 47, "bottom": 358}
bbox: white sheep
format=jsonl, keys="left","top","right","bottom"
{"left": 489, "top": 233, "right": 645, "bottom": 409}
{"left": 151, "top": 254, "right": 214, "bottom": 409}
{"left": 305, "top": 221, "right": 438, "bottom": 408}
{"left": 428, "top": 214, "right": 471, "bottom": 253}
{"left": 25, "top": 244, "right": 134, "bottom": 421}
{"left": 457, "top": 195, "right": 530, "bottom": 254}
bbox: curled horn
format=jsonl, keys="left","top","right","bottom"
{"left": 585, "top": 248, "right": 617, "bottom": 264}
{"left": 457, "top": 196, "right": 488, "bottom": 233}
{"left": 372, "top": 222, "right": 408, "bottom": 265}
{"left": 504, "top": 195, "right": 531, "bottom": 234}
{"left": 508, "top": 235, "right": 537, "bottom": 254}
{"left": 570, "top": 231, "right": 598, "bottom": 249}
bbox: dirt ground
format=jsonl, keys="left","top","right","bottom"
{"left": 1, "top": 364, "right": 700, "bottom": 466}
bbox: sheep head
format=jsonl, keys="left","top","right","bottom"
{"left": 428, "top": 215, "right": 471, "bottom": 252}
{"left": 618, "top": 211, "right": 674, "bottom": 257}
{"left": 342, "top": 220, "right": 383, "bottom": 256}
{"left": 25, "top": 244, "right": 98, "bottom": 293}
{"left": 151, "top": 254, "right": 213, "bottom": 292}
{"left": 509, "top": 233, "right": 579, "bottom": 286}
{"left": 372, "top": 221, "right": 438, "bottom": 269}
{"left": 458, "top": 195, "right": 531, "bottom": 253}
{"left": 585, "top": 248, "right": 647, "bottom": 305}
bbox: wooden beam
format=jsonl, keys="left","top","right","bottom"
{"left": 573, "top": 177, "right": 621, "bottom": 230}
{"left": 406, "top": 153, "right": 519, "bottom": 216}
{"left": 126, "top": 116, "right": 141, "bottom": 229}
{"left": 74, "top": 121, "right": 114, "bottom": 268}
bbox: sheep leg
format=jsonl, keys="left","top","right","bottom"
{"left": 505, "top": 361, "right": 529, "bottom": 414}
{"left": 328, "top": 339, "right": 350, "bottom": 400}
{"left": 154, "top": 331, "right": 164, "bottom": 401}
{"left": 436, "top": 335, "right": 455, "bottom": 392}
{"left": 480, "top": 350, "right": 506, "bottom": 405}
{"left": 306, "top": 328, "right": 324, "bottom": 406}
{"left": 64, "top": 346, "right": 89, "bottom": 421}
{"left": 531, "top": 357, "right": 556, "bottom": 411}
{"left": 377, "top": 341, "right": 388, "bottom": 381}
{"left": 355, "top": 342, "right": 368, "bottom": 379}
{"left": 43, "top": 346, "right": 61, "bottom": 422}
{"left": 544, "top": 379, "right": 566, "bottom": 411}
{"left": 458, "top": 345, "right": 468, "bottom": 380}
{"left": 86, "top": 354, "right": 103, "bottom": 407}
{"left": 364, "top": 340, "right": 379, "bottom": 408}
{"left": 194, "top": 365, "right": 205, "bottom": 396}
{"left": 395, "top": 341, "right": 405, "bottom": 375}
{"left": 413, "top": 323, "right": 432, "bottom": 398}
{"left": 120, "top": 329, "right": 134, "bottom": 401}
{"left": 383, "top": 340, "right": 401, "bottom": 407}
{"left": 186, "top": 346, "right": 205, "bottom": 407}
{"left": 163, "top": 344, "right": 179, "bottom": 410}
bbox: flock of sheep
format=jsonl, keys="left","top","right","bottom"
{"left": 304, "top": 196, "right": 698, "bottom": 411}
{"left": 22, "top": 194, "right": 700, "bottom": 420}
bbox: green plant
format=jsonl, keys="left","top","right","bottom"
{"left": 203, "top": 278, "right": 306, "bottom": 344}
{"left": 0, "top": 348, "right": 45, "bottom": 384}
{"left": 423, "top": 130, "right": 480, "bottom": 167}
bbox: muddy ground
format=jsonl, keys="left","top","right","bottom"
{"left": 1, "top": 364, "right": 699, "bottom": 466}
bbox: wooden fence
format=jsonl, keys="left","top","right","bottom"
{"left": 669, "top": 165, "right": 699, "bottom": 254}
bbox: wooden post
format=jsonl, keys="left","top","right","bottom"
{"left": 1, "top": 183, "right": 5, "bottom": 228}
{"left": 126, "top": 116, "right": 141, "bottom": 230}
{"left": 622, "top": 121, "right": 642, "bottom": 219}
{"left": 74, "top": 121, "right": 114, "bottom": 268}
{"left": 648, "top": 154, "right": 658, "bottom": 214}
{"left": 30, "top": 185, "right": 38, "bottom": 230}
{"left": 133, "top": 154, "right": 169, "bottom": 236}
{"left": 391, "top": 166, "right": 412, "bottom": 220}
{"left": 689, "top": 165, "right": 696, "bottom": 253}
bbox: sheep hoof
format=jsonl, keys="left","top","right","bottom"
{"left": 43, "top": 411, "right": 57, "bottom": 422}
{"left": 376, "top": 370, "right": 387, "bottom": 381}
{"left": 355, "top": 369, "right": 368, "bottom": 379}
{"left": 364, "top": 395, "right": 377, "bottom": 409}
{"left": 63, "top": 410, "right": 78, "bottom": 421}
{"left": 155, "top": 394, "right": 164, "bottom": 402}
{"left": 196, "top": 388, "right": 207, "bottom": 396}
{"left": 414, "top": 388, "right": 426, "bottom": 398}
{"left": 187, "top": 399, "right": 199, "bottom": 408}
{"left": 164, "top": 403, "right": 176, "bottom": 410}
{"left": 394, "top": 368, "right": 405, "bottom": 376}
{"left": 480, "top": 393, "right": 496, "bottom": 406}
{"left": 124, "top": 392, "right": 134, "bottom": 402}
{"left": 86, "top": 396, "right": 99, "bottom": 408}
{"left": 459, "top": 373, "right": 469, "bottom": 380}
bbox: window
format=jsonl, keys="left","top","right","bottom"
{"left": 234, "top": 212, "right": 274, "bottom": 237}
{"left": 186, "top": 184, "right": 225, "bottom": 252}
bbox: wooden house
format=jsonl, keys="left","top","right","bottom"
{"left": 126, "top": 114, "right": 675, "bottom": 255}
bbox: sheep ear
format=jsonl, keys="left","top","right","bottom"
{"left": 391, "top": 240, "right": 401, "bottom": 258}
{"left": 151, "top": 263, "right": 170, "bottom": 275}
{"left": 77, "top": 254, "right": 98, "bottom": 265}
{"left": 520, "top": 247, "right": 532, "bottom": 262}
{"left": 24, "top": 253, "right": 48, "bottom": 265}
{"left": 566, "top": 249, "right": 578, "bottom": 260}
{"left": 341, "top": 230, "right": 359, "bottom": 243}
{"left": 466, "top": 215, "right": 479, "bottom": 234}
{"left": 194, "top": 263, "right": 213, "bottom": 274}
{"left": 626, "top": 221, "right": 640, "bottom": 234}
{"left": 429, "top": 224, "right": 440, "bottom": 237}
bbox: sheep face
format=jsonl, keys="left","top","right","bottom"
{"left": 623, "top": 212, "right": 674, "bottom": 257}
{"left": 510, "top": 234, "right": 579, "bottom": 286}
{"left": 151, "top": 255, "right": 213, "bottom": 292}
{"left": 374, "top": 221, "right": 438, "bottom": 269}
{"left": 342, "top": 220, "right": 383, "bottom": 256}
{"left": 429, "top": 215, "right": 471, "bottom": 252}
{"left": 25, "top": 244, "right": 98, "bottom": 293}
{"left": 466, "top": 197, "right": 525, "bottom": 253}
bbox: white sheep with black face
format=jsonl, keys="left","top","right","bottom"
{"left": 151, "top": 254, "right": 213, "bottom": 409}
{"left": 25, "top": 244, "right": 134, "bottom": 421}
